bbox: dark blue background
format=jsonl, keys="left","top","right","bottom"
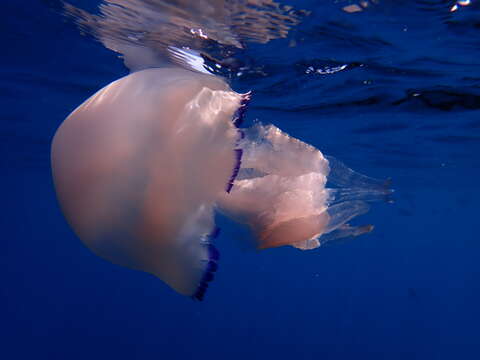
{"left": 2, "top": 1, "right": 479, "bottom": 359}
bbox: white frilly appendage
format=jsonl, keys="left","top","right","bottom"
{"left": 219, "top": 123, "right": 392, "bottom": 251}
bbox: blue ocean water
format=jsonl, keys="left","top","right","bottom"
{"left": 2, "top": 0, "right": 480, "bottom": 359}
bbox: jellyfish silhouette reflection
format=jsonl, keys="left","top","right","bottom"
{"left": 52, "top": 0, "right": 392, "bottom": 300}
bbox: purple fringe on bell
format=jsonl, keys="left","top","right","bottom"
{"left": 232, "top": 91, "right": 252, "bottom": 127}
{"left": 226, "top": 149, "right": 243, "bottom": 193}
{"left": 192, "top": 224, "right": 221, "bottom": 302}
{"left": 192, "top": 243, "right": 220, "bottom": 301}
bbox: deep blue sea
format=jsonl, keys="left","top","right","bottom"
{"left": 2, "top": 1, "right": 480, "bottom": 359}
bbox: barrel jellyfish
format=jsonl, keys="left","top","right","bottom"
{"left": 53, "top": 0, "right": 391, "bottom": 300}
{"left": 51, "top": 65, "right": 391, "bottom": 300}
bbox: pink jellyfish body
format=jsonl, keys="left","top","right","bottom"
{"left": 52, "top": 66, "right": 390, "bottom": 300}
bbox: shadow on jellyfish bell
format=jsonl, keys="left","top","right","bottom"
{"left": 51, "top": 4, "right": 393, "bottom": 302}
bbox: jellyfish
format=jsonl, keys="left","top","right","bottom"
{"left": 51, "top": 64, "right": 391, "bottom": 300}
{"left": 53, "top": 0, "right": 391, "bottom": 300}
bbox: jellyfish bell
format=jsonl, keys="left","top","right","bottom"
{"left": 51, "top": 67, "right": 246, "bottom": 298}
